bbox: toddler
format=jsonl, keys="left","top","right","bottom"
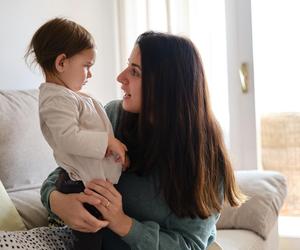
{"left": 25, "top": 17, "right": 127, "bottom": 250}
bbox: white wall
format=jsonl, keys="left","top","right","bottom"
{"left": 0, "top": 0, "right": 119, "bottom": 104}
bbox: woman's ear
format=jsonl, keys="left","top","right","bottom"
{"left": 55, "top": 53, "right": 67, "bottom": 72}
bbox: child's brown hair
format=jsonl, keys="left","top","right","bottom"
{"left": 25, "top": 17, "right": 95, "bottom": 75}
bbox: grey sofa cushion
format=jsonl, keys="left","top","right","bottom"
{"left": 0, "top": 89, "right": 56, "bottom": 191}
{"left": 217, "top": 170, "right": 287, "bottom": 239}
{"left": 9, "top": 188, "right": 49, "bottom": 229}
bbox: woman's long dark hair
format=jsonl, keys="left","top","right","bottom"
{"left": 117, "top": 31, "right": 244, "bottom": 219}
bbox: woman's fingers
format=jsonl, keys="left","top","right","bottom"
{"left": 76, "top": 194, "right": 109, "bottom": 228}
{"left": 86, "top": 182, "right": 132, "bottom": 237}
{"left": 73, "top": 218, "right": 108, "bottom": 233}
{"left": 81, "top": 218, "right": 109, "bottom": 233}
{"left": 83, "top": 179, "right": 132, "bottom": 237}
{"left": 84, "top": 188, "right": 109, "bottom": 205}
{"left": 85, "top": 185, "right": 112, "bottom": 204}
{"left": 77, "top": 192, "right": 101, "bottom": 206}
{"left": 87, "top": 179, "right": 120, "bottom": 199}
{"left": 79, "top": 209, "right": 108, "bottom": 227}
{"left": 50, "top": 191, "right": 108, "bottom": 233}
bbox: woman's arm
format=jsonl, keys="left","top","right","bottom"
{"left": 40, "top": 167, "right": 109, "bottom": 232}
{"left": 122, "top": 213, "right": 218, "bottom": 250}
{"left": 85, "top": 179, "right": 218, "bottom": 250}
{"left": 40, "top": 167, "right": 61, "bottom": 212}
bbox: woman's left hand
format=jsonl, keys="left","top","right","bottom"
{"left": 84, "top": 179, "right": 133, "bottom": 237}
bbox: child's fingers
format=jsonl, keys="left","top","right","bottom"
{"left": 122, "top": 143, "right": 128, "bottom": 151}
{"left": 116, "top": 147, "right": 126, "bottom": 164}
{"left": 114, "top": 154, "right": 124, "bottom": 164}
{"left": 120, "top": 154, "right": 125, "bottom": 164}
{"left": 105, "top": 149, "right": 112, "bottom": 157}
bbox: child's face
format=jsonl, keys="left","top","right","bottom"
{"left": 61, "top": 48, "right": 96, "bottom": 92}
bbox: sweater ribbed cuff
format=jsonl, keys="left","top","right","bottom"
{"left": 122, "top": 218, "right": 144, "bottom": 246}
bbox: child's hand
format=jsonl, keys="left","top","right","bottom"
{"left": 122, "top": 154, "right": 130, "bottom": 171}
{"left": 107, "top": 136, "right": 127, "bottom": 164}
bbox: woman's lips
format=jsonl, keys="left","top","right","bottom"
{"left": 123, "top": 91, "right": 131, "bottom": 98}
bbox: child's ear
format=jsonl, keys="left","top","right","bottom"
{"left": 55, "top": 54, "right": 67, "bottom": 72}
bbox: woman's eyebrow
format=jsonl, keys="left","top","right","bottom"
{"left": 131, "top": 63, "right": 141, "bottom": 70}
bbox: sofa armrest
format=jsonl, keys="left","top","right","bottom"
{"left": 217, "top": 170, "right": 287, "bottom": 239}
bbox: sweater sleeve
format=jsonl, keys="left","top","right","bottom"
{"left": 40, "top": 95, "right": 108, "bottom": 159}
{"left": 121, "top": 213, "right": 218, "bottom": 250}
{"left": 40, "top": 167, "right": 61, "bottom": 213}
{"left": 104, "top": 100, "right": 122, "bottom": 132}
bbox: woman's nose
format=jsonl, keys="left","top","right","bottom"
{"left": 117, "top": 70, "right": 127, "bottom": 84}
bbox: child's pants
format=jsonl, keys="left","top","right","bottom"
{"left": 55, "top": 169, "right": 103, "bottom": 250}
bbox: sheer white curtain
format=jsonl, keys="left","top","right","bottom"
{"left": 116, "top": 0, "right": 229, "bottom": 143}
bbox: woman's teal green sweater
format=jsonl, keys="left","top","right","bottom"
{"left": 40, "top": 100, "right": 220, "bottom": 250}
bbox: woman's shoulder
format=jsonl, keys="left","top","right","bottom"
{"left": 104, "top": 99, "right": 123, "bottom": 116}
{"left": 105, "top": 99, "right": 122, "bottom": 110}
{"left": 104, "top": 99, "right": 123, "bottom": 129}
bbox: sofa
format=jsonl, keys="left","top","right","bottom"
{"left": 0, "top": 89, "right": 287, "bottom": 250}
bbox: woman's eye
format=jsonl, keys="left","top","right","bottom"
{"left": 130, "top": 68, "right": 140, "bottom": 77}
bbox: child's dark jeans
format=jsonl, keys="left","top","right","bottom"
{"left": 55, "top": 169, "right": 103, "bottom": 250}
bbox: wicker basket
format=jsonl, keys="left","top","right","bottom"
{"left": 261, "top": 112, "right": 300, "bottom": 215}
{"left": 261, "top": 113, "right": 300, "bottom": 170}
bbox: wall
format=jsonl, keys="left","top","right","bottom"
{"left": 0, "top": 0, "right": 119, "bottom": 104}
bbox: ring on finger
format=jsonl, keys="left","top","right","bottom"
{"left": 105, "top": 200, "right": 110, "bottom": 208}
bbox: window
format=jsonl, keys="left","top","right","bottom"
{"left": 252, "top": 0, "right": 300, "bottom": 241}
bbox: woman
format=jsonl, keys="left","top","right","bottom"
{"left": 41, "top": 31, "right": 244, "bottom": 250}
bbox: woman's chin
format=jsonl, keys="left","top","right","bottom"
{"left": 122, "top": 101, "right": 130, "bottom": 111}
{"left": 122, "top": 101, "right": 140, "bottom": 114}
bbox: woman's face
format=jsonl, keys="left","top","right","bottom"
{"left": 117, "top": 45, "right": 142, "bottom": 113}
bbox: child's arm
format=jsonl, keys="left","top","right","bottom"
{"left": 40, "top": 95, "right": 108, "bottom": 159}
{"left": 107, "top": 135, "right": 128, "bottom": 164}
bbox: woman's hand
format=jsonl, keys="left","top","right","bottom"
{"left": 84, "top": 179, "right": 133, "bottom": 237}
{"left": 49, "top": 190, "right": 109, "bottom": 232}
